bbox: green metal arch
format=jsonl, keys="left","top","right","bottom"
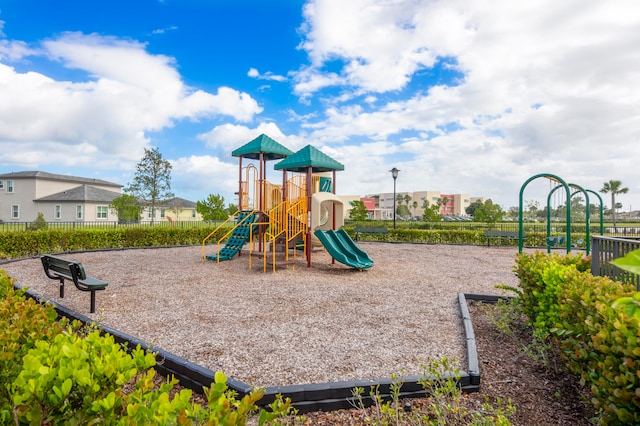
{"left": 519, "top": 173, "right": 571, "bottom": 253}
{"left": 585, "top": 189, "right": 604, "bottom": 236}
{"left": 545, "top": 183, "right": 587, "bottom": 253}
{"left": 544, "top": 184, "right": 604, "bottom": 255}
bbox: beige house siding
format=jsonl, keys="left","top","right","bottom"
{"left": 163, "top": 207, "right": 202, "bottom": 222}
{"left": 0, "top": 172, "right": 123, "bottom": 222}
{"left": 1, "top": 179, "right": 36, "bottom": 221}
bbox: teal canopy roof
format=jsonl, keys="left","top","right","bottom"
{"left": 274, "top": 145, "right": 344, "bottom": 172}
{"left": 231, "top": 134, "right": 293, "bottom": 160}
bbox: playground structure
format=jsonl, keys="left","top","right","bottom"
{"left": 202, "top": 134, "right": 373, "bottom": 272}
{"left": 518, "top": 173, "right": 604, "bottom": 255}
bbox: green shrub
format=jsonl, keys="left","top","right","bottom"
{"left": 515, "top": 252, "right": 639, "bottom": 424}
{"left": 0, "top": 271, "right": 74, "bottom": 423}
{"left": 10, "top": 329, "right": 157, "bottom": 424}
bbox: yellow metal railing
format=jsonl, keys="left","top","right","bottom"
{"left": 286, "top": 197, "right": 307, "bottom": 252}
{"left": 246, "top": 197, "right": 308, "bottom": 273}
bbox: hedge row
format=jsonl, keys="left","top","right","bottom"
{"left": 0, "top": 225, "right": 591, "bottom": 260}
{"left": 0, "top": 226, "right": 230, "bottom": 259}
{"left": 515, "top": 252, "right": 640, "bottom": 425}
{"left": 346, "top": 228, "right": 586, "bottom": 248}
{"left": 0, "top": 272, "right": 291, "bottom": 424}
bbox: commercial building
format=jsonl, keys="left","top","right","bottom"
{"left": 349, "top": 191, "right": 485, "bottom": 220}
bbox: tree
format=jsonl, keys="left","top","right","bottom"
{"left": 569, "top": 196, "right": 585, "bottom": 222}
{"left": 473, "top": 199, "right": 504, "bottom": 225}
{"left": 422, "top": 200, "right": 442, "bottom": 222}
{"left": 397, "top": 204, "right": 411, "bottom": 219}
{"left": 125, "top": 147, "right": 174, "bottom": 224}
{"left": 110, "top": 194, "right": 142, "bottom": 223}
{"left": 507, "top": 205, "right": 519, "bottom": 218}
{"left": 197, "top": 194, "right": 228, "bottom": 221}
{"left": 226, "top": 203, "right": 239, "bottom": 216}
{"left": 349, "top": 200, "right": 369, "bottom": 221}
{"left": 422, "top": 206, "right": 442, "bottom": 222}
{"left": 438, "top": 196, "right": 451, "bottom": 215}
{"left": 600, "top": 179, "right": 629, "bottom": 229}
{"left": 27, "top": 212, "right": 48, "bottom": 231}
{"left": 466, "top": 199, "right": 483, "bottom": 216}
{"left": 525, "top": 200, "right": 540, "bottom": 220}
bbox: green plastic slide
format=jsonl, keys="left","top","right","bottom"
{"left": 313, "top": 229, "right": 374, "bottom": 269}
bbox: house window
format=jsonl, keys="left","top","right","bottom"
{"left": 11, "top": 205, "right": 19, "bottom": 219}
{"left": 96, "top": 205, "right": 108, "bottom": 219}
{"left": 54, "top": 205, "right": 61, "bottom": 220}
{"left": 7, "top": 180, "right": 14, "bottom": 193}
{"left": 76, "top": 205, "right": 83, "bottom": 220}
{"left": 0, "top": 180, "right": 4, "bottom": 190}
{"left": 147, "top": 208, "right": 153, "bottom": 219}
{"left": 160, "top": 209, "right": 166, "bottom": 218}
{"left": 191, "top": 209, "right": 196, "bottom": 218}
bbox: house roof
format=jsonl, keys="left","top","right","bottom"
{"left": 162, "top": 197, "right": 197, "bottom": 208}
{"left": 231, "top": 134, "right": 294, "bottom": 160}
{"left": 0, "top": 171, "right": 122, "bottom": 188}
{"left": 35, "top": 185, "right": 122, "bottom": 203}
{"left": 274, "top": 145, "right": 345, "bottom": 172}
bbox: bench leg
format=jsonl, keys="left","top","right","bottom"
{"left": 58, "top": 278, "right": 65, "bottom": 298}
{"left": 90, "top": 291, "right": 96, "bottom": 314}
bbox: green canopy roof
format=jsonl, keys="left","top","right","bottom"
{"left": 231, "top": 134, "right": 293, "bottom": 160}
{"left": 274, "top": 145, "right": 344, "bottom": 172}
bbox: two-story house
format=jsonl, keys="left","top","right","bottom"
{"left": 0, "top": 171, "right": 122, "bottom": 222}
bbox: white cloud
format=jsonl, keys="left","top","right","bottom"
{"left": 294, "top": 0, "right": 472, "bottom": 97}
{"left": 247, "top": 67, "right": 287, "bottom": 82}
{"left": 0, "top": 32, "right": 263, "bottom": 172}
{"left": 197, "top": 122, "right": 290, "bottom": 150}
{"left": 171, "top": 155, "right": 239, "bottom": 202}
{"left": 0, "top": 39, "right": 35, "bottom": 61}
{"left": 291, "top": 0, "right": 640, "bottom": 208}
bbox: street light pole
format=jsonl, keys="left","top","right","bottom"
{"left": 390, "top": 167, "right": 400, "bottom": 229}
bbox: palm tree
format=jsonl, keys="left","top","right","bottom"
{"left": 600, "top": 180, "right": 629, "bottom": 230}
{"left": 440, "top": 196, "right": 451, "bottom": 215}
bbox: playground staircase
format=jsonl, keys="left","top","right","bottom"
{"left": 250, "top": 198, "right": 307, "bottom": 272}
{"left": 204, "top": 210, "right": 258, "bottom": 261}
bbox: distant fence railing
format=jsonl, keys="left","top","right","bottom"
{"left": 345, "top": 220, "right": 640, "bottom": 236}
{"left": 591, "top": 235, "right": 640, "bottom": 289}
{"left": 0, "top": 220, "right": 223, "bottom": 232}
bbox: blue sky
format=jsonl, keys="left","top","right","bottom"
{"left": 1, "top": 0, "right": 639, "bottom": 212}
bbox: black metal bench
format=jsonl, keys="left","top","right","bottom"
{"left": 483, "top": 230, "right": 522, "bottom": 246}
{"left": 354, "top": 227, "right": 388, "bottom": 241}
{"left": 40, "top": 255, "right": 108, "bottom": 313}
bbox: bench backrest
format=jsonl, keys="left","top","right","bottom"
{"left": 483, "top": 230, "right": 520, "bottom": 237}
{"left": 42, "top": 255, "right": 87, "bottom": 280}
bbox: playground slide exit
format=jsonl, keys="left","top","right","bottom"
{"left": 313, "top": 229, "right": 374, "bottom": 269}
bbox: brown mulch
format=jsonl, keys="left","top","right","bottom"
{"left": 266, "top": 300, "right": 597, "bottom": 425}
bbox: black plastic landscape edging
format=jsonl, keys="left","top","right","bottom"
{"left": 12, "top": 275, "right": 508, "bottom": 414}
